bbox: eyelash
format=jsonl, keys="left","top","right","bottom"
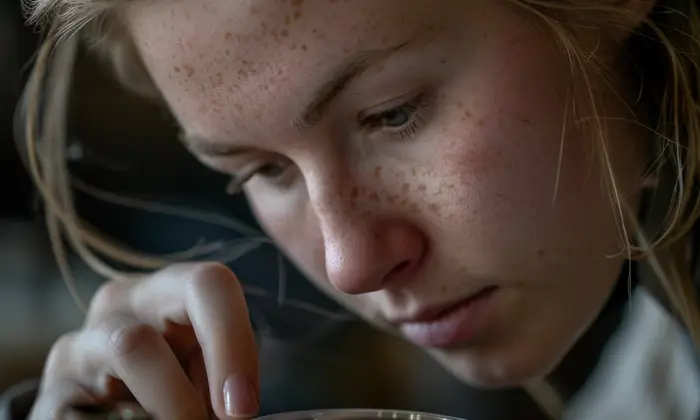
{"left": 225, "top": 94, "right": 431, "bottom": 195}
{"left": 358, "top": 93, "right": 429, "bottom": 141}
{"left": 226, "top": 159, "right": 292, "bottom": 195}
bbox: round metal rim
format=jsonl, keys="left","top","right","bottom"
{"left": 255, "top": 409, "right": 465, "bottom": 420}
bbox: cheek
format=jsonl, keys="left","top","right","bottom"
{"left": 439, "top": 52, "right": 576, "bottom": 214}
{"left": 426, "top": 30, "right": 623, "bottom": 270}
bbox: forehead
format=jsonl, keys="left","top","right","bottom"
{"left": 124, "top": 0, "right": 474, "bottom": 140}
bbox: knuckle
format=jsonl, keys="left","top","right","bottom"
{"left": 88, "top": 280, "right": 125, "bottom": 316}
{"left": 44, "top": 332, "right": 78, "bottom": 374}
{"left": 187, "top": 262, "right": 240, "bottom": 295}
{"left": 107, "top": 322, "right": 159, "bottom": 360}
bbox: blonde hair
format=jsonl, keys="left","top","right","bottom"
{"left": 18, "top": 0, "right": 700, "bottom": 416}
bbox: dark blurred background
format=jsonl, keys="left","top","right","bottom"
{"left": 0, "top": 1, "right": 545, "bottom": 417}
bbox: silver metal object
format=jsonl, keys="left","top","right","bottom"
{"left": 255, "top": 409, "right": 465, "bottom": 420}
{"left": 74, "top": 407, "right": 463, "bottom": 420}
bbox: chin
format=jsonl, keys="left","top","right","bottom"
{"left": 428, "top": 345, "right": 564, "bottom": 389}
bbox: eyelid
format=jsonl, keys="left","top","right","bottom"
{"left": 223, "top": 158, "right": 267, "bottom": 194}
{"left": 357, "top": 91, "right": 423, "bottom": 122}
{"left": 225, "top": 167, "right": 255, "bottom": 195}
{"left": 226, "top": 156, "right": 295, "bottom": 194}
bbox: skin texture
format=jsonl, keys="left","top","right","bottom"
{"left": 124, "top": 0, "right": 648, "bottom": 388}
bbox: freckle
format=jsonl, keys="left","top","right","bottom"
{"left": 464, "top": 110, "right": 472, "bottom": 118}
{"left": 440, "top": 284, "right": 447, "bottom": 293}
{"left": 418, "top": 184, "right": 427, "bottom": 192}
{"left": 183, "top": 64, "right": 195, "bottom": 77}
{"left": 477, "top": 119, "right": 485, "bottom": 126}
{"left": 228, "top": 87, "right": 234, "bottom": 93}
{"left": 225, "top": 31, "right": 233, "bottom": 41}
{"left": 369, "top": 192, "right": 379, "bottom": 202}
{"left": 537, "top": 249, "right": 545, "bottom": 258}
{"left": 280, "top": 28, "right": 289, "bottom": 37}
{"left": 387, "top": 196, "right": 395, "bottom": 203}
{"left": 301, "top": 43, "right": 308, "bottom": 51}
{"left": 284, "top": 14, "right": 291, "bottom": 25}
{"left": 411, "top": 168, "right": 417, "bottom": 176}
{"left": 520, "top": 116, "right": 532, "bottom": 125}
{"left": 440, "top": 59, "right": 447, "bottom": 64}
{"left": 429, "top": 203, "right": 440, "bottom": 213}
{"left": 350, "top": 187, "right": 360, "bottom": 199}
{"left": 294, "top": 10, "right": 302, "bottom": 19}
{"left": 226, "top": 49, "right": 231, "bottom": 56}
{"left": 291, "top": 0, "right": 303, "bottom": 6}
{"left": 374, "top": 166, "right": 382, "bottom": 178}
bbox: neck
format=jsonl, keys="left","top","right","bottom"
{"left": 545, "top": 263, "right": 634, "bottom": 401}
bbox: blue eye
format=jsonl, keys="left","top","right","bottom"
{"left": 362, "top": 101, "right": 418, "bottom": 130}
{"left": 377, "top": 105, "right": 416, "bottom": 127}
{"left": 358, "top": 93, "right": 428, "bottom": 141}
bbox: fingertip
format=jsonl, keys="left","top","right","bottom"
{"left": 222, "top": 374, "right": 259, "bottom": 419}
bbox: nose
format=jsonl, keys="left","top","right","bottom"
{"left": 320, "top": 212, "right": 428, "bottom": 295}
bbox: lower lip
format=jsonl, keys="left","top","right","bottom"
{"left": 399, "top": 287, "right": 497, "bottom": 348}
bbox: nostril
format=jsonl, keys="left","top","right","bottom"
{"left": 393, "top": 260, "right": 411, "bottom": 273}
{"left": 383, "top": 260, "right": 413, "bottom": 283}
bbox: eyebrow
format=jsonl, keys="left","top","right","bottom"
{"left": 182, "top": 41, "right": 410, "bottom": 157}
{"left": 294, "top": 41, "right": 409, "bottom": 130}
{"left": 180, "top": 132, "right": 249, "bottom": 157}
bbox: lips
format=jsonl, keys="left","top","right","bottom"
{"left": 392, "top": 286, "right": 498, "bottom": 348}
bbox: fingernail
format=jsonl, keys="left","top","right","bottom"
{"left": 223, "top": 374, "right": 258, "bottom": 418}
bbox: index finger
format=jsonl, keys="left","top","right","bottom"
{"left": 129, "top": 263, "right": 260, "bottom": 418}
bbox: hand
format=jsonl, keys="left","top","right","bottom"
{"left": 29, "top": 263, "right": 259, "bottom": 420}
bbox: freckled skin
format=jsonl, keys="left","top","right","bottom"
{"left": 126, "top": 0, "right": 648, "bottom": 387}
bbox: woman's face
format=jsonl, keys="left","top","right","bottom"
{"left": 126, "top": 0, "right": 648, "bottom": 387}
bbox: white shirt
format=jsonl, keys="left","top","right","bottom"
{"left": 565, "top": 288, "right": 700, "bottom": 419}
